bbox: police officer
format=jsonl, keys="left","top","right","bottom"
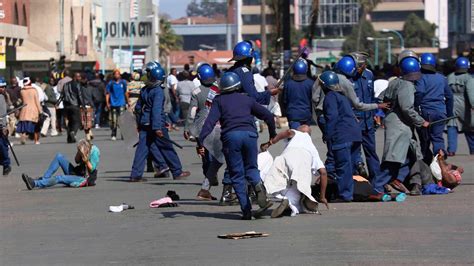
{"left": 0, "top": 77, "right": 12, "bottom": 176}
{"left": 446, "top": 56, "right": 474, "bottom": 155}
{"left": 228, "top": 41, "right": 279, "bottom": 105}
{"left": 199, "top": 72, "right": 275, "bottom": 220}
{"left": 184, "top": 63, "right": 236, "bottom": 204}
{"left": 415, "top": 53, "right": 454, "bottom": 162}
{"left": 130, "top": 62, "right": 190, "bottom": 182}
{"left": 283, "top": 59, "right": 314, "bottom": 129}
{"left": 371, "top": 51, "right": 429, "bottom": 198}
{"left": 335, "top": 53, "right": 387, "bottom": 181}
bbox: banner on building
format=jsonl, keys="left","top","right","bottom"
{"left": 113, "top": 49, "right": 132, "bottom": 71}
{"left": 0, "top": 37, "right": 5, "bottom": 69}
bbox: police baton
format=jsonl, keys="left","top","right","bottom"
{"left": 1, "top": 104, "right": 27, "bottom": 118}
{"left": 0, "top": 104, "right": 27, "bottom": 166}
{"left": 429, "top": 116, "right": 458, "bottom": 127}
{"left": 133, "top": 136, "right": 183, "bottom": 149}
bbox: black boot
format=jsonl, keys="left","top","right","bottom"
{"left": 253, "top": 182, "right": 273, "bottom": 218}
{"left": 3, "top": 165, "right": 12, "bottom": 176}
{"left": 219, "top": 185, "right": 238, "bottom": 206}
{"left": 21, "top": 174, "right": 35, "bottom": 190}
{"left": 356, "top": 162, "right": 368, "bottom": 179}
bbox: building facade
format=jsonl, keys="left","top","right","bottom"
{"left": 0, "top": 0, "right": 30, "bottom": 77}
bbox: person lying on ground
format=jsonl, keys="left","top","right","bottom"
{"left": 260, "top": 125, "right": 328, "bottom": 218}
{"left": 21, "top": 139, "right": 100, "bottom": 190}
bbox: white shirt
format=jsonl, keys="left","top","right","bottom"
{"left": 192, "top": 77, "right": 201, "bottom": 89}
{"left": 374, "top": 79, "right": 389, "bottom": 98}
{"left": 253, "top": 73, "right": 268, "bottom": 93}
{"left": 166, "top": 75, "right": 178, "bottom": 89}
{"left": 284, "top": 130, "right": 325, "bottom": 171}
{"left": 32, "top": 83, "right": 47, "bottom": 103}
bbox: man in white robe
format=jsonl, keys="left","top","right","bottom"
{"left": 260, "top": 125, "right": 328, "bottom": 218}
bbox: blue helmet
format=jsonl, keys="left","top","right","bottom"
{"left": 318, "top": 71, "right": 339, "bottom": 87}
{"left": 219, "top": 72, "right": 241, "bottom": 93}
{"left": 420, "top": 53, "right": 436, "bottom": 66}
{"left": 229, "top": 41, "right": 254, "bottom": 61}
{"left": 400, "top": 57, "right": 421, "bottom": 81}
{"left": 293, "top": 59, "right": 308, "bottom": 75}
{"left": 0, "top": 77, "right": 6, "bottom": 87}
{"left": 455, "top": 57, "right": 469, "bottom": 70}
{"left": 145, "top": 61, "right": 165, "bottom": 82}
{"left": 197, "top": 63, "right": 216, "bottom": 84}
{"left": 336, "top": 55, "right": 357, "bottom": 77}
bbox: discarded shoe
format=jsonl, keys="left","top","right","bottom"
{"left": 173, "top": 171, "right": 190, "bottom": 180}
{"left": 3, "top": 166, "right": 12, "bottom": 176}
{"left": 166, "top": 190, "right": 180, "bottom": 201}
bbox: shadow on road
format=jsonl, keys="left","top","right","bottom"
{"left": 160, "top": 210, "right": 242, "bottom": 220}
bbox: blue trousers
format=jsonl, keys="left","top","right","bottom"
{"left": 352, "top": 128, "right": 381, "bottom": 181}
{"left": 0, "top": 137, "right": 11, "bottom": 167}
{"left": 93, "top": 102, "right": 103, "bottom": 126}
{"left": 331, "top": 142, "right": 358, "bottom": 201}
{"left": 418, "top": 111, "right": 446, "bottom": 158}
{"left": 130, "top": 127, "right": 183, "bottom": 178}
{"left": 373, "top": 158, "right": 411, "bottom": 193}
{"left": 288, "top": 119, "right": 311, "bottom": 130}
{"left": 447, "top": 126, "right": 474, "bottom": 154}
{"left": 222, "top": 131, "right": 261, "bottom": 214}
{"left": 35, "top": 153, "right": 86, "bottom": 188}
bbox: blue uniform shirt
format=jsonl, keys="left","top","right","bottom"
{"left": 228, "top": 65, "right": 271, "bottom": 105}
{"left": 350, "top": 69, "right": 375, "bottom": 130}
{"left": 199, "top": 93, "right": 276, "bottom": 141}
{"left": 323, "top": 90, "right": 362, "bottom": 148}
{"left": 415, "top": 72, "right": 454, "bottom": 117}
{"left": 106, "top": 79, "right": 127, "bottom": 107}
{"left": 135, "top": 83, "right": 166, "bottom": 131}
{"left": 283, "top": 78, "right": 313, "bottom": 121}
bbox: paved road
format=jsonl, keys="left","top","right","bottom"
{"left": 1, "top": 127, "right": 473, "bottom": 265}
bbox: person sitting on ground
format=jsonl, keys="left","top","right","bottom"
{"left": 260, "top": 125, "right": 328, "bottom": 218}
{"left": 21, "top": 139, "right": 100, "bottom": 190}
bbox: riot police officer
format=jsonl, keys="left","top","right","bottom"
{"left": 415, "top": 53, "right": 454, "bottom": 162}
{"left": 129, "top": 62, "right": 190, "bottom": 182}
{"left": 446, "top": 56, "right": 474, "bottom": 155}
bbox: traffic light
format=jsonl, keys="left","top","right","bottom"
{"left": 49, "top": 58, "right": 57, "bottom": 71}
{"left": 58, "top": 55, "right": 66, "bottom": 71}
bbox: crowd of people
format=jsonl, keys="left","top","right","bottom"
{"left": 1, "top": 40, "right": 472, "bottom": 220}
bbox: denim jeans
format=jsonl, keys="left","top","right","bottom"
{"left": 109, "top": 106, "right": 125, "bottom": 137}
{"left": 34, "top": 153, "right": 86, "bottom": 188}
{"left": 94, "top": 102, "right": 103, "bottom": 126}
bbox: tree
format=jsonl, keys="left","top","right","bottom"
{"left": 357, "top": 0, "right": 382, "bottom": 50}
{"left": 308, "top": 0, "right": 320, "bottom": 47}
{"left": 342, "top": 19, "right": 377, "bottom": 56}
{"left": 186, "top": 0, "right": 227, "bottom": 18}
{"left": 403, "top": 13, "right": 436, "bottom": 48}
{"left": 159, "top": 18, "right": 182, "bottom": 62}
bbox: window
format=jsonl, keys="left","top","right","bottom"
{"left": 22, "top": 4, "right": 27, "bottom": 26}
{"left": 14, "top": 2, "right": 19, "bottom": 25}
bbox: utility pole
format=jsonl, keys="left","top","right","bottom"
{"left": 118, "top": 1, "right": 122, "bottom": 69}
{"left": 260, "top": 0, "right": 267, "bottom": 65}
{"left": 101, "top": 0, "right": 106, "bottom": 74}
{"left": 282, "top": 0, "right": 291, "bottom": 70}
{"left": 59, "top": 0, "right": 65, "bottom": 56}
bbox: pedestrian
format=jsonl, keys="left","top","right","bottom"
{"left": 283, "top": 59, "right": 314, "bottom": 129}
{"left": 81, "top": 73, "right": 94, "bottom": 141}
{"left": 106, "top": 69, "right": 128, "bottom": 141}
{"left": 129, "top": 61, "right": 190, "bottom": 182}
{"left": 127, "top": 71, "right": 144, "bottom": 110}
{"left": 0, "top": 77, "right": 12, "bottom": 175}
{"left": 89, "top": 72, "right": 106, "bottom": 129}
{"left": 415, "top": 53, "right": 454, "bottom": 163}
{"left": 371, "top": 51, "right": 430, "bottom": 199}
{"left": 176, "top": 71, "right": 194, "bottom": 121}
{"left": 40, "top": 77, "right": 59, "bottom": 137}
{"left": 228, "top": 41, "right": 279, "bottom": 105}
{"left": 32, "top": 77, "right": 47, "bottom": 144}
{"left": 199, "top": 72, "right": 275, "bottom": 220}
{"left": 6, "top": 77, "right": 21, "bottom": 137}
{"left": 21, "top": 139, "right": 100, "bottom": 190}
{"left": 321, "top": 71, "right": 362, "bottom": 202}
{"left": 446, "top": 56, "right": 474, "bottom": 155}
{"left": 166, "top": 68, "right": 180, "bottom": 123}
{"left": 62, "top": 72, "right": 85, "bottom": 143}
{"left": 16, "top": 77, "right": 42, "bottom": 145}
